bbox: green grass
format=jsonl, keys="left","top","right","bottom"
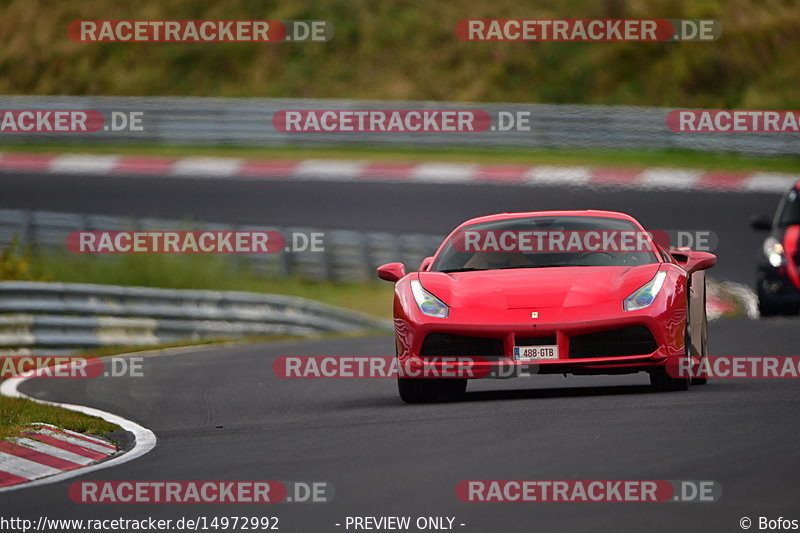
{"left": 2, "top": 142, "right": 799, "bottom": 173}
{"left": 0, "top": 398, "right": 119, "bottom": 441}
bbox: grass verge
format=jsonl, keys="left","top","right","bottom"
{"left": 1, "top": 143, "right": 799, "bottom": 173}
{"left": 0, "top": 400, "right": 119, "bottom": 442}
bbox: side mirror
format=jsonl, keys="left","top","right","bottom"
{"left": 750, "top": 214, "right": 772, "bottom": 232}
{"left": 671, "top": 250, "right": 717, "bottom": 275}
{"left": 419, "top": 256, "right": 434, "bottom": 271}
{"left": 377, "top": 262, "right": 406, "bottom": 282}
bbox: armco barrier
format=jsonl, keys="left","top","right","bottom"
{"left": 0, "top": 281, "right": 390, "bottom": 355}
{"left": 0, "top": 208, "right": 443, "bottom": 282}
{"left": 0, "top": 95, "right": 798, "bottom": 155}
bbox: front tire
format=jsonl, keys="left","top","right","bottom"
{"left": 651, "top": 279, "right": 701, "bottom": 393}
{"left": 649, "top": 367, "right": 689, "bottom": 391}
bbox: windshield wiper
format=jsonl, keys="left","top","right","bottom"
{"left": 438, "top": 267, "right": 488, "bottom": 273}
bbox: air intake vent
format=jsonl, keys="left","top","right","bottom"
{"left": 569, "top": 326, "right": 657, "bottom": 358}
{"left": 420, "top": 334, "right": 505, "bottom": 357}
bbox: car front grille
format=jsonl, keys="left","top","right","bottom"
{"left": 420, "top": 333, "right": 505, "bottom": 358}
{"left": 568, "top": 326, "right": 658, "bottom": 359}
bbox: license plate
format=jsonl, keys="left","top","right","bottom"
{"left": 513, "top": 345, "right": 559, "bottom": 361}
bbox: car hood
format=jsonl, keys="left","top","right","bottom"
{"left": 417, "top": 263, "right": 662, "bottom": 309}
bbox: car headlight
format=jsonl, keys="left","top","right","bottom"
{"left": 624, "top": 271, "right": 667, "bottom": 311}
{"left": 763, "top": 237, "right": 785, "bottom": 268}
{"left": 410, "top": 279, "right": 449, "bottom": 318}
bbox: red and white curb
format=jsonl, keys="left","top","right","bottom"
{"left": 0, "top": 355, "right": 158, "bottom": 493}
{"left": 0, "top": 153, "right": 796, "bottom": 193}
{"left": 0, "top": 423, "right": 116, "bottom": 488}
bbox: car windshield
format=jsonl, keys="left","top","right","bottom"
{"left": 778, "top": 189, "right": 800, "bottom": 226}
{"left": 431, "top": 216, "right": 659, "bottom": 272}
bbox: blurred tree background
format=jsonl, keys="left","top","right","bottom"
{"left": 1, "top": 0, "right": 797, "bottom": 107}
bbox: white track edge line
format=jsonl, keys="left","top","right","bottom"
{"left": 0, "top": 352, "right": 166, "bottom": 493}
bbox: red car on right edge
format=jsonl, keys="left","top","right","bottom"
{"left": 752, "top": 181, "right": 800, "bottom": 316}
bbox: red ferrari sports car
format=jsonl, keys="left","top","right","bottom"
{"left": 377, "top": 210, "right": 717, "bottom": 403}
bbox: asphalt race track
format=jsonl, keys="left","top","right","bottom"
{"left": 1, "top": 171, "right": 798, "bottom": 532}
{"left": 3, "top": 319, "right": 800, "bottom": 532}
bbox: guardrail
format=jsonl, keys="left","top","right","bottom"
{"left": 1, "top": 95, "right": 797, "bottom": 155}
{"left": 0, "top": 208, "right": 443, "bottom": 282}
{"left": 0, "top": 281, "right": 390, "bottom": 355}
